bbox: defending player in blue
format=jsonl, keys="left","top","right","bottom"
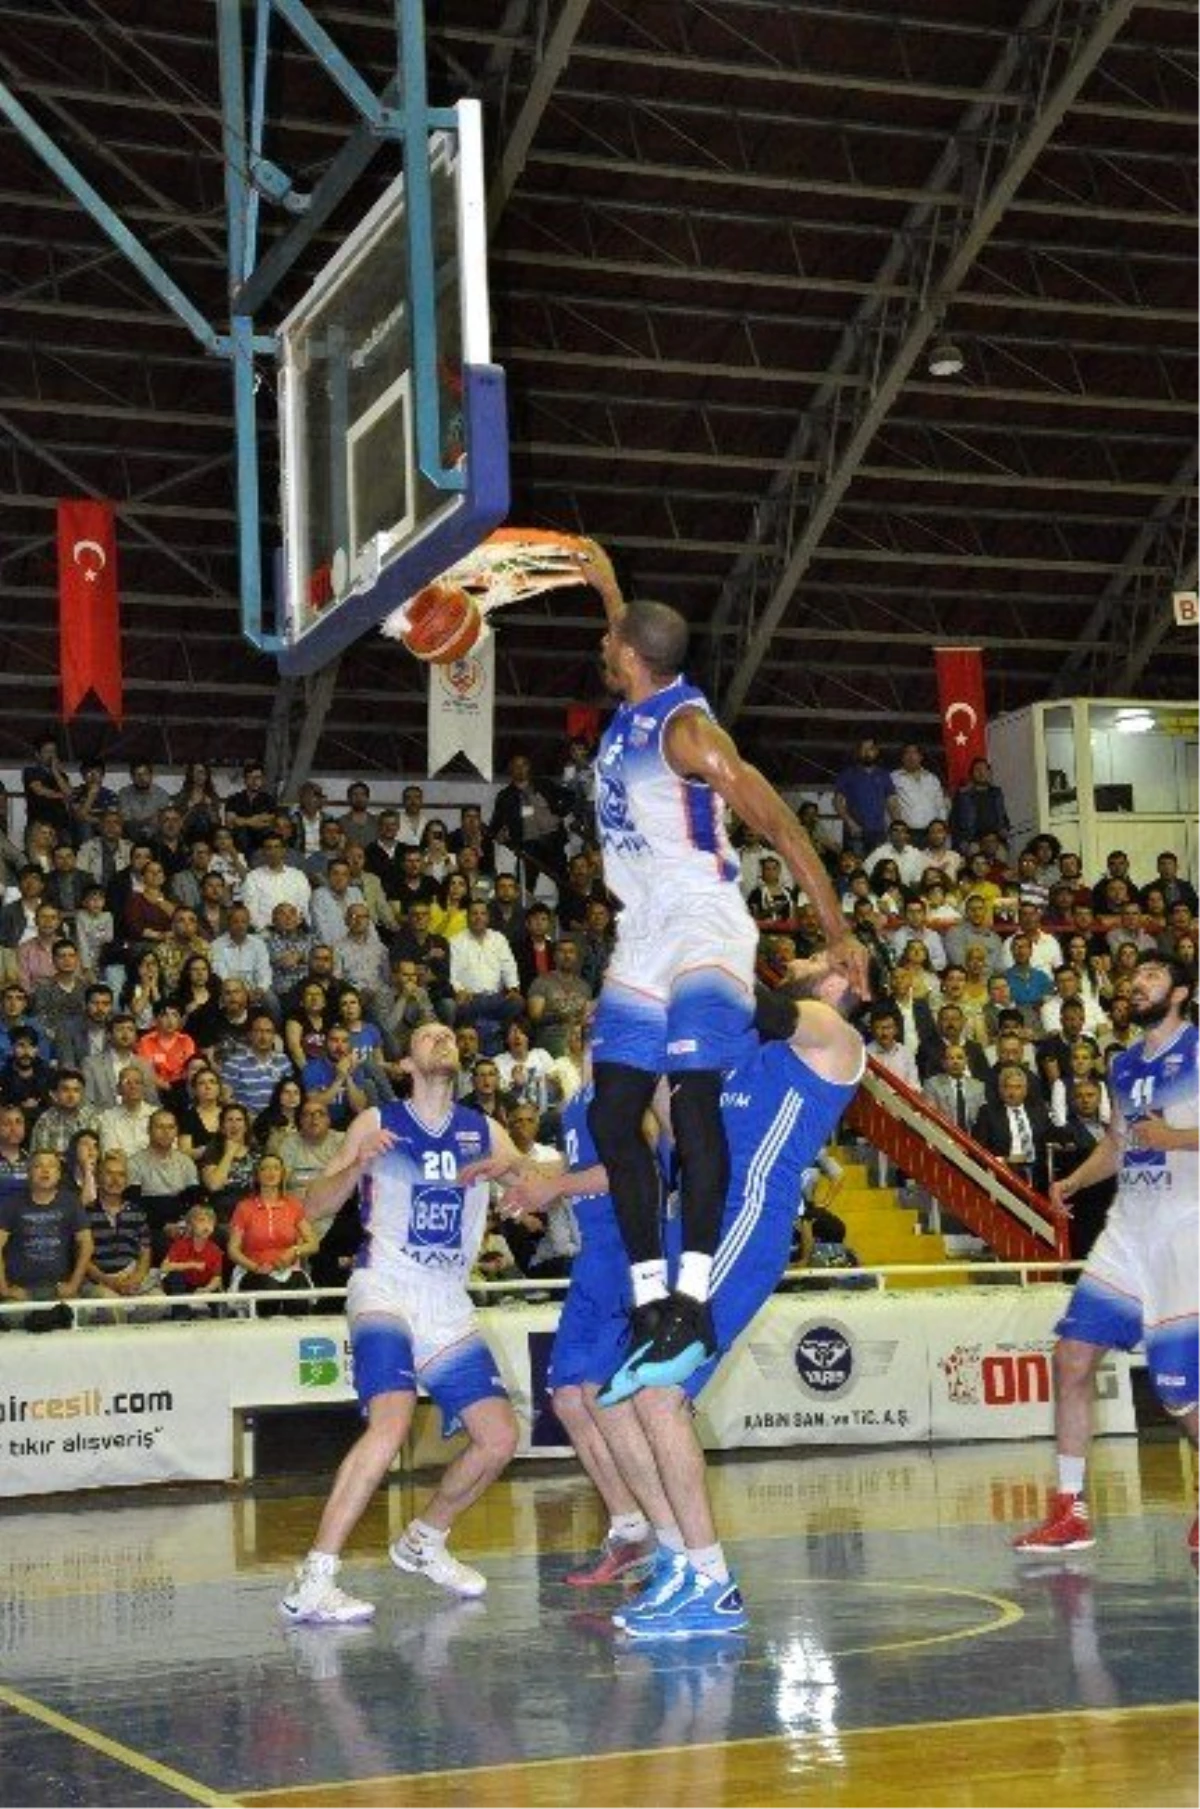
{"left": 1015, "top": 953, "right": 1198, "bottom": 1554}
{"left": 495, "top": 956, "right": 865, "bottom": 1638}
{"left": 281, "top": 1021, "right": 526, "bottom": 1626}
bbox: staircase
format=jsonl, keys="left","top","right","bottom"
{"left": 830, "top": 1155, "right": 951, "bottom": 1288}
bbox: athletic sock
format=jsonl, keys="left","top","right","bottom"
{"left": 676, "top": 1251, "right": 713, "bottom": 1305}
{"left": 632, "top": 1260, "right": 668, "bottom": 1308}
{"left": 306, "top": 1549, "right": 339, "bottom": 1572}
{"left": 408, "top": 1518, "right": 447, "bottom": 1549}
{"left": 655, "top": 1524, "right": 686, "bottom": 1554}
{"left": 1057, "top": 1456, "right": 1086, "bottom": 1497}
{"left": 610, "top": 1512, "right": 651, "bottom": 1545}
{"left": 688, "top": 1542, "right": 729, "bottom": 1584}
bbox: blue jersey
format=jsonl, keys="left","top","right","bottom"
{"left": 355, "top": 1099, "right": 491, "bottom": 1288}
{"left": 560, "top": 1086, "right": 612, "bottom": 1230}
{"left": 1111, "top": 1022, "right": 1197, "bottom": 1208}
{"left": 715, "top": 1038, "right": 864, "bottom": 1263}
{"left": 596, "top": 676, "right": 740, "bottom": 909}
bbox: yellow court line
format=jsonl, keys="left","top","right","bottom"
{"left": 0, "top": 1681, "right": 238, "bottom": 1809}
{"left": 239, "top": 1699, "right": 1198, "bottom": 1802}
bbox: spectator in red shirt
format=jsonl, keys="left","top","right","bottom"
{"left": 137, "top": 1002, "right": 197, "bottom": 1089}
{"left": 228, "top": 1153, "right": 317, "bottom": 1315}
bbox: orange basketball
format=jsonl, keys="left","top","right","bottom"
{"left": 400, "top": 582, "right": 482, "bottom": 664}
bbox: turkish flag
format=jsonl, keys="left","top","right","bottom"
{"left": 934, "top": 646, "right": 987, "bottom": 789}
{"left": 58, "top": 499, "right": 123, "bottom": 723}
{"left": 565, "top": 704, "right": 602, "bottom": 746}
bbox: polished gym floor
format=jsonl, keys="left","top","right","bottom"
{"left": 0, "top": 1437, "right": 1194, "bottom": 1808}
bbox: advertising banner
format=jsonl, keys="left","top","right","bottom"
{"left": 0, "top": 1326, "right": 232, "bottom": 1497}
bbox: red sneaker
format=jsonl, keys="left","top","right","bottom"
{"left": 1013, "top": 1491, "right": 1095, "bottom": 1554}
{"left": 566, "top": 1536, "right": 657, "bottom": 1588}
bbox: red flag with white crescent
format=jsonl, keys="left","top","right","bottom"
{"left": 57, "top": 499, "right": 123, "bottom": 724}
{"left": 934, "top": 646, "right": 987, "bottom": 789}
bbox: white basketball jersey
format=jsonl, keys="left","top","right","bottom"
{"left": 355, "top": 1100, "right": 491, "bottom": 1291}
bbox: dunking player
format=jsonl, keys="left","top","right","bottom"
{"left": 495, "top": 958, "right": 864, "bottom": 1636}
{"left": 581, "top": 546, "right": 868, "bottom": 1395}
{"left": 1015, "top": 953, "right": 1197, "bottom": 1554}
{"left": 281, "top": 1021, "right": 526, "bottom": 1625}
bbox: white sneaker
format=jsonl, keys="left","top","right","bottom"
{"left": 389, "top": 1532, "right": 487, "bottom": 1598}
{"left": 280, "top": 1555, "right": 376, "bottom": 1625}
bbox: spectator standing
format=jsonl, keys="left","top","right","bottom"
{"left": 70, "top": 759, "right": 120, "bottom": 844}
{"left": 489, "top": 753, "right": 568, "bottom": 899}
{"left": 949, "top": 757, "right": 1011, "bottom": 853}
{"left": 889, "top": 744, "right": 949, "bottom": 842}
{"left": 225, "top": 761, "right": 278, "bottom": 855}
{"left": 22, "top": 736, "right": 74, "bottom": 840}
{"left": 832, "top": 738, "right": 897, "bottom": 857}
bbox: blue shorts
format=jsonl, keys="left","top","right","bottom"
{"left": 350, "top": 1314, "right": 508, "bottom": 1437}
{"left": 547, "top": 1205, "right": 632, "bottom": 1392}
{"left": 1057, "top": 1276, "right": 1199, "bottom": 1417}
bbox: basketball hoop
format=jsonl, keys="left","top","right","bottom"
{"left": 381, "top": 528, "right": 619, "bottom": 645}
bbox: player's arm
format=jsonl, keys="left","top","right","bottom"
{"left": 304, "top": 1107, "right": 396, "bottom": 1222}
{"left": 665, "top": 711, "right": 868, "bottom": 988}
{"left": 1050, "top": 1120, "right": 1122, "bottom": 1213}
{"left": 1127, "top": 1116, "right": 1199, "bottom": 1153}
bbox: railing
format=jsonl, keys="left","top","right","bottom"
{"left": 0, "top": 1255, "right": 1085, "bottom": 1331}
{"left": 846, "top": 1056, "right": 1071, "bottom": 1263}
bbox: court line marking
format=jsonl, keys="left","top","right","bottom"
{"left": 0, "top": 1681, "right": 238, "bottom": 1809}
{"left": 238, "top": 1700, "right": 1197, "bottom": 1801}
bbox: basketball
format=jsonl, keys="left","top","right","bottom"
{"left": 400, "top": 582, "right": 482, "bottom": 663}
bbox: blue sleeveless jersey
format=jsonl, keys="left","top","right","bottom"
{"left": 560, "top": 1085, "right": 613, "bottom": 1233}
{"left": 718, "top": 1038, "right": 864, "bottom": 1248}
{"left": 596, "top": 676, "right": 740, "bottom": 908}
{"left": 355, "top": 1099, "right": 491, "bottom": 1286}
{"left": 1111, "top": 1022, "right": 1197, "bottom": 1206}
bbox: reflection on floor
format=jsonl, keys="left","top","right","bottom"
{"left": 0, "top": 1438, "right": 1194, "bottom": 1807}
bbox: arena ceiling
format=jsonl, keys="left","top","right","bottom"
{"left": 0, "top": 0, "right": 1195, "bottom": 790}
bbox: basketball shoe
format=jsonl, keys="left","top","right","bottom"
{"left": 597, "top": 1299, "right": 667, "bottom": 1406}
{"left": 280, "top": 1553, "right": 376, "bottom": 1625}
{"left": 390, "top": 1530, "right": 488, "bottom": 1598}
{"left": 1013, "top": 1491, "right": 1095, "bottom": 1553}
{"left": 566, "top": 1534, "right": 658, "bottom": 1588}
{"left": 615, "top": 1557, "right": 748, "bottom": 1642}
{"left": 623, "top": 1291, "right": 716, "bottom": 1392}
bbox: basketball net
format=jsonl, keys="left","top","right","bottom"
{"left": 380, "top": 528, "right": 619, "bottom": 646}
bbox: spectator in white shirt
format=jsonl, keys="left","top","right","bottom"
{"left": 889, "top": 744, "right": 949, "bottom": 840}
{"left": 449, "top": 900, "right": 523, "bottom": 1051}
{"left": 97, "top": 1063, "right": 156, "bottom": 1157}
{"left": 864, "top": 822, "right": 928, "bottom": 891}
{"left": 1001, "top": 902, "right": 1062, "bottom": 976}
{"left": 241, "top": 832, "right": 311, "bottom": 931}
{"left": 916, "top": 819, "right": 962, "bottom": 884}
{"left": 209, "top": 903, "right": 275, "bottom": 1014}
{"left": 866, "top": 1008, "right": 920, "bottom": 1091}
{"left": 396, "top": 784, "right": 430, "bottom": 849}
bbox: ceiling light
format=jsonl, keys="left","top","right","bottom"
{"left": 1113, "top": 708, "right": 1155, "bottom": 733}
{"left": 927, "top": 338, "right": 965, "bottom": 378}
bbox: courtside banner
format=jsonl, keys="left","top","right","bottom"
{"left": 428, "top": 632, "right": 495, "bottom": 780}
{"left": 696, "top": 1295, "right": 933, "bottom": 1448}
{"left": 928, "top": 1288, "right": 1135, "bottom": 1440}
{"left": 0, "top": 1326, "right": 232, "bottom": 1496}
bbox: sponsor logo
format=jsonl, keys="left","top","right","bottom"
{"left": 667, "top": 1038, "right": 698, "bottom": 1056}
{"left": 437, "top": 656, "right": 486, "bottom": 703}
{"left": 793, "top": 1322, "right": 854, "bottom": 1397}
{"left": 299, "top": 1335, "right": 340, "bottom": 1388}
{"left": 721, "top": 1091, "right": 752, "bottom": 1109}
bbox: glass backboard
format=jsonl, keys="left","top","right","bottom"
{"left": 275, "top": 100, "right": 508, "bottom": 677}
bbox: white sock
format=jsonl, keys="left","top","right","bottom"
{"left": 688, "top": 1542, "right": 729, "bottom": 1583}
{"left": 655, "top": 1523, "right": 686, "bottom": 1554}
{"left": 632, "top": 1260, "right": 668, "bottom": 1307}
{"left": 408, "top": 1518, "right": 447, "bottom": 1549}
{"left": 1057, "top": 1456, "right": 1086, "bottom": 1498}
{"left": 676, "top": 1251, "right": 713, "bottom": 1304}
{"left": 610, "top": 1512, "right": 650, "bottom": 1544}
{"left": 306, "top": 1549, "right": 339, "bottom": 1573}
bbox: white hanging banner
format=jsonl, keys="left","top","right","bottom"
{"left": 427, "top": 634, "right": 495, "bottom": 780}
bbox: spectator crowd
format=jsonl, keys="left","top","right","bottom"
{"left": 0, "top": 732, "right": 1192, "bottom": 1319}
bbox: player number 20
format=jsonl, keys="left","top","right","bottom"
{"left": 423, "top": 1150, "right": 457, "bottom": 1181}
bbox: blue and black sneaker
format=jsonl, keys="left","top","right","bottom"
{"left": 624, "top": 1291, "right": 716, "bottom": 1392}
{"left": 597, "top": 1299, "right": 666, "bottom": 1407}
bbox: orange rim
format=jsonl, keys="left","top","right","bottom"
{"left": 479, "top": 527, "right": 594, "bottom": 553}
